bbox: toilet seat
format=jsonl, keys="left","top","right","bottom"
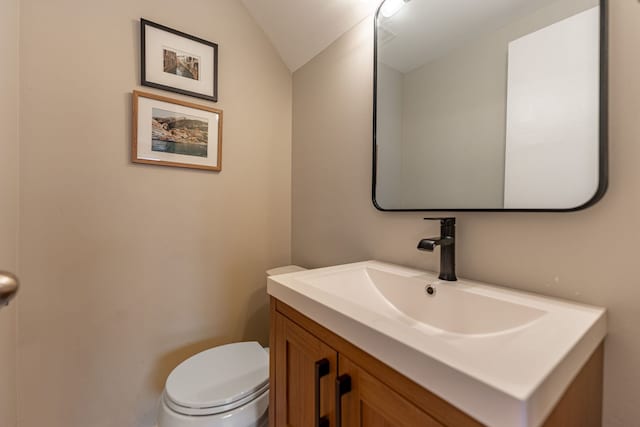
{"left": 164, "top": 341, "right": 269, "bottom": 417}
{"left": 164, "top": 383, "right": 269, "bottom": 416}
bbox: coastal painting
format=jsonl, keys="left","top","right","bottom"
{"left": 163, "top": 48, "right": 200, "bottom": 81}
{"left": 132, "top": 91, "right": 223, "bottom": 171}
{"left": 152, "top": 108, "right": 208, "bottom": 157}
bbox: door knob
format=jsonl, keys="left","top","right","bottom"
{"left": 0, "top": 271, "right": 19, "bottom": 307}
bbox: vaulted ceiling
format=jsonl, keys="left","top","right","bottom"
{"left": 241, "top": 0, "right": 381, "bottom": 71}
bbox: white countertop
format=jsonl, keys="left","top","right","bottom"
{"left": 267, "top": 261, "right": 606, "bottom": 427}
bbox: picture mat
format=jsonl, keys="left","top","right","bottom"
{"left": 145, "top": 25, "right": 214, "bottom": 97}
{"left": 137, "top": 96, "right": 219, "bottom": 168}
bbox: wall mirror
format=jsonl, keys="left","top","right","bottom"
{"left": 373, "top": 0, "right": 607, "bottom": 211}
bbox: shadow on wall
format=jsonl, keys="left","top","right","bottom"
{"left": 150, "top": 335, "right": 233, "bottom": 395}
{"left": 242, "top": 285, "right": 270, "bottom": 346}
{"left": 148, "top": 285, "right": 270, "bottom": 395}
{"left": 139, "top": 335, "right": 233, "bottom": 425}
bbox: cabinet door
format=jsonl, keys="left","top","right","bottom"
{"left": 274, "top": 312, "right": 338, "bottom": 427}
{"left": 338, "top": 355, "right": 444, "bottom": 427}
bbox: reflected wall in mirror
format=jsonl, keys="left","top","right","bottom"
{"left": 373, "top": 0, "right": 607, "bottom": 211}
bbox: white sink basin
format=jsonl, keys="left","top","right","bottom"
{"left": 267, "top": 261, "right": 606, "bottom": 427}
{"left": 302, "top": 265, "right": 549, "bottom": 335}
{"left": 367, "top": 268, "right": 546, "bottom": 335}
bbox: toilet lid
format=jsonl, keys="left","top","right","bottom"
{"left": 165, "top": 341, "right": 269, "bottom": 410}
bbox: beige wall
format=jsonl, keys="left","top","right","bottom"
{"left": 0, "top": 0, "right": 19, "bottom": 425}
{"left": 17, "top": 0, "right": 291, "bottom": 426}
{"left": 292, "top": 1, "right": 640, "bottom": 425}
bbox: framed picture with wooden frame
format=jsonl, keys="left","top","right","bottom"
{"left": 132, "top": 90, "right": 223, "bottom": 171}
{"left": 141, "top": 18, "right": 219, "bottom": 102}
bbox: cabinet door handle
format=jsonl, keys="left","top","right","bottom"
{"left": 335, "top": 374, "right": 352, "bottom": 427}
{"left": 315, "top": 358, "right": 330, "bottom": 427}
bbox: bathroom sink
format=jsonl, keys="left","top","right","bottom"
{"left": 369, "top": 268, "right": 546, "bottom": 335}
{"left": 267, "top": 261, "right": 606, "bottom": 427}
{"left": 301, "top": 266, "right": 546, "bottom": 335}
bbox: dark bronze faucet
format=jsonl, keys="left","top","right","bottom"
{"left": 417, "top": 218, "right": 457, "bottom": 281}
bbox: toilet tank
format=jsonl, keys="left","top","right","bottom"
{"left": 266, "top": 265, "right": 306, "bottom": 276}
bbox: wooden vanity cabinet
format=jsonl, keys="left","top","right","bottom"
{"left": 339, "top": 355, "right": 444, "bottom": 427}
{"left": 272, "top": 307, "right": 338, "bottom": 427}
{"left": 269, "top": 297, "right": 603, "bottom": 427}
{"left": 270, "top": 298, "right": 481, "bottom": 427}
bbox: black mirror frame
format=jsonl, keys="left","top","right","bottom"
{"left": 372, "top": 0, "right": 609, "bottom": 212}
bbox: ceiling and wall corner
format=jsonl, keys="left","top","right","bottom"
{"left": 377, "top": 0, "right": 564, "bottom": 73}
{"left": 0, "top": 0, "right": 19, "bottom": 425}
{"left": 290, "top": 1, "right": 640, "bottom": 426}
{"left": 241, "top": 0, "right": 380, "bottom": 71}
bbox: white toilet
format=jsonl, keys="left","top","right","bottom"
{"left": 158, "top": 265, "right": 305, "bottom": 427}
{"left": 158, "top": 341, "right": 269, "bottom": 427}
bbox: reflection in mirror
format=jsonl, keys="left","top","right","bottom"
{"left": 374, "top": 0, "right": 606, "bottom": 211}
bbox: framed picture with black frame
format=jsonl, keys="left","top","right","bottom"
{"left": 141, "top": 18, "right": 218, "bottom": 102}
